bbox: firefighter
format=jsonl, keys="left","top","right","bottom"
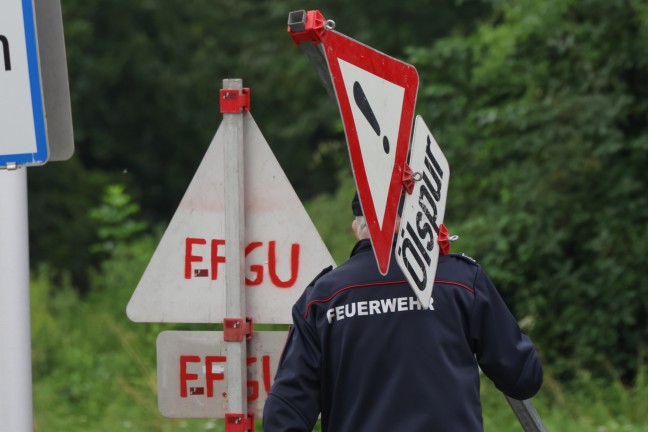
{"left": 263, "top": 193, "right": 542, "bottom": 431}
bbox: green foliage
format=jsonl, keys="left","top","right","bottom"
{"left": 305, "top": 168, "right": 358, "bottom": 265}
{"left": 90, "top": 184, "right": 147, "bottom": 254}
{"left": 409, "top": 0, "right": 648, "bottom": 380}
{"left": 481, "top": 362, "right": 648, "bottom": 432}
{"left": 27, "top": 157, "right": 115, "bottom": 288}
{"left": 32, "top": 222, "right": 216, "bottom": 431}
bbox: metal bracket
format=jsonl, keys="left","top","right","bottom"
{"left": 438, "top": 223, "right": 451, "bottom": 256}
{"left": 223, "top": 317, "right": 253, "bottom": 342}
{"left": 224, "top": 412, "right": 255, "bottom": 432}
{"left": 220, "top": 88, "right": 251, "bottom": 113}
{"left": 287, "top": 10, "right": 328, "bottom": 45}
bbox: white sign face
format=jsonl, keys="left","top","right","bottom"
{"left": 0, "top": 0, "right": 48, "bottom": 167}
{"left": 337, "top": 59, "right": 404, "bottom": 230}
{"left": 323, "top": 30, "right": 419, "bottom": 275}
{"left": 157, "top": 331, "right": 286, "bottom": 418}
{"left": 127, "top": 113, "right": 334, "bottom": 324}
{"left": 395, "top": 116, "right": 450, "bottom": 309}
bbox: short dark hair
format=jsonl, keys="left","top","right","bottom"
{"left": 351, "top": 192, "right": 363, "bottom": 216}
{"left": 353, "top": 191, "right": 404, "bottom": 217}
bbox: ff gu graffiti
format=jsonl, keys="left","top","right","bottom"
{"left": 180, "top": 354, "right": 273, "bottom": 402}
{"left": 184, "top": 237, "right": 300, "bottom": 288}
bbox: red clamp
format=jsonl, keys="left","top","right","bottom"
{"left": 287, "top": 10, "right": 328, "bottom": 45}
{"left": 220, "top": 88, "right": 250, "bottom": 113}
{"left": 402, "top": 163, "right": 415, "bottom": 195}
{"left": 225, "top": 413, "right": 254, "bottom": 432}
{"left": 438, "top": 224, "right": 451, "bottom": 256}
{"left": 224, "top": 317, "right": 253, "bottom": 342}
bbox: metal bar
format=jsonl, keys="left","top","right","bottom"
{"left": 223, "top": 78, "right": 248, "bottom": 417}
{"left": 299, "top": 43, "right": 335, "bottom": 99}
{"left": 287, "top": 10, "right": 335, "bottom": 99}
{"left": 287, "top": 10, "right": 307, "bottom": 32}
{"left": 0, "top": 167, "right": 33, "bottom": 432}
{"left": 505, "top": 396, "right": 548, "bottom": 432}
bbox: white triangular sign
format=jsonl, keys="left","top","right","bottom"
{"left": 322, "top": 30, "right": 419, "bottom": 274}
{"left": 127, "top": 113, "right": 335, "bottom": 324}
{"left": 338, "top": 59, "right": 404, "bottom": 230}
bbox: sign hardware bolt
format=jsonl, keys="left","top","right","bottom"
{"left": 324, "top": 20, "right": 336, "bottom": 30}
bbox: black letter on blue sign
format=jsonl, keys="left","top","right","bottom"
{"left": 0, "top": 36, "right": 10, "bottom": 71}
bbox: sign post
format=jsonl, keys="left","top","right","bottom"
{"left": 0, "top": 168, "right": 32, "bottom": 432}
{"left": 1, "top": 1, "right": 73, "bottom": 430}
{"left": 221, "top": 78, "right": 251, "bottom": 427}
{"left": 506, "top": 397, "right": 548, "bottom": 432}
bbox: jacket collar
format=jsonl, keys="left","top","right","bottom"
{"left": 350, "top": 239, "right": 373, "bottom": 257}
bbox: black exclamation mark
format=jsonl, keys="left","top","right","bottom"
{"left": 353, "top": 82, "right": 389, "bottom": 154}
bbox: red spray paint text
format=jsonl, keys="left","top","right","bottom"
{"left": 184, "top": 238, "right": 300, "bottom": 288}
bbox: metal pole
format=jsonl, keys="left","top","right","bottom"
{"left": 505, "top": 396, "right": 548, "bottom": 432}
{"left": 223, "top": 79, "right": 247, "bottom": 416}
{"left": 0, "top": 167, "right": 33, "bottom": 432}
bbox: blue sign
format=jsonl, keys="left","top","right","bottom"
{"left": 0, "top": 0, "right": 48, "bottom": 168}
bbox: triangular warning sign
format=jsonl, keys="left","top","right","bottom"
{"left": 323, "top": 30, "right": 419, "bottom": 275}
{"left": 127, "top": 113, "right": 334, "bottom": 324}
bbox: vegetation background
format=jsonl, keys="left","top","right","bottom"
{"left": 21, "top": 0, "right": 647, "bottom": 430}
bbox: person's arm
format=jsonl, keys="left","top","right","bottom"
{"left": 263, "top": 306, "right": 321, "bottom": 432}
{"left": 470, "top": 268, "right": 543, "bottom": 400}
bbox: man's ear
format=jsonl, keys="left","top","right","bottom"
{"left": 351, "top": 220, "right": 360, "bottom": 240}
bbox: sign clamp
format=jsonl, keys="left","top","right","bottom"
{"left": 220, "top": 88, "right": 251, "bottom": 113}
{"left": 287, "top": 10, "right": 329, "bottom": 45}
{"left": 225, "top": 412, "right": 255, "bottom": 432}
{"left": 438, "top": 224, "right": 451, "bottom": 256}
{"left": 402, "top": 163, "right": 415, "bottom": 195}
{"left": 223, "top": 317, "right": 254, "bottom": 342}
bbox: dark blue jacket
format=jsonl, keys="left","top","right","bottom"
{"left": 263, "top": 239, "right": 542, "bottom": 431}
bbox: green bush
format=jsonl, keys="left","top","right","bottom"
{"left": 408, "top": 0, "right": 648, "bottom": 380}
